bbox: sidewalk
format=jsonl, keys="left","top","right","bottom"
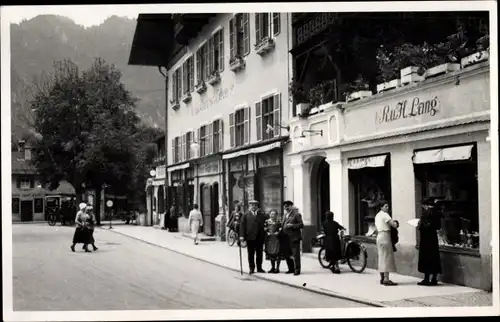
{"left": 102, "top": 225, "right": 493, "bottom": 308}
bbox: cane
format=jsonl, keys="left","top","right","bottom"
{"left": 238, "top": 238, "right": 243, "bottom": 276}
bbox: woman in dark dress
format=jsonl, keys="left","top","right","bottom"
{"left": 417, "top": 198, "right": 442, "bottom": 286}
{"left": 70, "top": 203, "right": 91, "bottom": 252}
{"left": 84, "top": 205, "right": 98, "bottom": 251}
{"left": 264, "top": 209, "right": 283, "bottom": 273}
{"left": 322, "top": 211, "right": 346, "bottom": 274}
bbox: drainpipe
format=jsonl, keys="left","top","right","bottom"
{"left": 158, "top": 66, "right": 169, "bottom": 227}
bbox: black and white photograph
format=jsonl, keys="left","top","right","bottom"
{"left": 1, "top": 2, "right": 498, "bottom": 321}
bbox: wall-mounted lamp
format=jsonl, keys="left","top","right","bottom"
{"left": 295, "top": 129, "right": 323, "bottom": 146}
{"left": 266, "top": 123, "right": 290, "bottom": 135}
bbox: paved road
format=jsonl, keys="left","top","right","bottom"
{"left": 12, "top": 224, "right": 369, "bottom": 311}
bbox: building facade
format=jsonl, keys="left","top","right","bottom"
{"left": 159, "top": 13, "right": 293, "bottom": 235}
{"left": 286, "top": 62, "right": 491, "bottom": 290}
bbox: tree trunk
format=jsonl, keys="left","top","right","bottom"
{"left": 95, "top": 185, "right": 102, "bottom": 226}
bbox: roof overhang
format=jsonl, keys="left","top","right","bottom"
{"left": 128, "top": 14, "right": 176, "bottom": 67}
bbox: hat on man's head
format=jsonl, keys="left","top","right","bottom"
{"left": 283, "top": 200, "right": 294, "bottom": 206}
{"left": 249, "top": 200, "right": 259, "bottom": 204}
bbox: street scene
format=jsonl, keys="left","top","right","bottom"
{"left": 3, "top": 2, "right": 497, "bottom": 320}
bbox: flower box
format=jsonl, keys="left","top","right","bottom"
{"left": 425, "top": 63, "right": 460, "bottom": 79}
{"left": 207, "top": 72, "right": 221, "bottom": 86}
{"left": 346, "top": 90, "right": 373, "bottom": 103}
{"left": 171, "top": 100, "right": 180, "bottom": 111}
{"left": 461, "top": 51, "right": 489, "bottom": 68}
{"left": 255, "top": 37, "right": 275, "bottom": 56}
{"left": 229, "top": 57, "right": 246, "bottom": 72}
{"left": 401, "top": 73, "right": 425, "bottom": 85}
{"left": 296, "top": 103, "right": 310, "bottom": 117}
{"left": 400, "top": 66, "right": 421, "bottom": 77}
{"left": 181, "top": 92, "right": 192, "bottom": 103}
{"left": 376, "top": 79, "right": 401, "bottom": 93}
{"left": 195, "top": 81, "right": 207, "bottom": 94}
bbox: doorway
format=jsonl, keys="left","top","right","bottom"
{"left": 201, "top": 183, "right": 212, "bottom": 236}
{"left": 310, "top": 157, "right": 330, "bottom": 231}
{"left": 20, "top": 200, "right": 33, "bottom": 222}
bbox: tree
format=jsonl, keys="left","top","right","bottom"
{"left": 30, "top": 58, "right": 143, "bottom": 225}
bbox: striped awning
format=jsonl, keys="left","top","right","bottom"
{"left": 223, "top": 141, "right": 281, "bottom": 160}
{"left": 413, "top": 145, "right": 474, "bottom": 164}
{"left": 347, "top": 155, "right": 387, "bottom": 169}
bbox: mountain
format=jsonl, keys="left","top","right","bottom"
{"left": 10, "top": 14, "right": 165, "bottom": 141}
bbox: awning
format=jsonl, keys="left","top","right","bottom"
{"left": 167, "top": 162, "right": 191, "bottom": 172}
{"left": 223, "top": 142, "right": 281, "bottom": 160}
{"left": 347, "top": 155, "right": 387, "bottom": 169}
{"left": 412, "top": 145, "right": 474, "bottom": 164}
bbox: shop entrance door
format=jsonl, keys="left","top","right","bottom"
{"left": 316, "top": 159, "right": 330, "bottom": 230}
{"left": 201, "top": 184, "right": 213, "bottom": 236}
{"left": 20, "top": 200, "right": 33, "bottom": 222}
{"left": 211, "top": 182, "right": 219, "bottom": 236}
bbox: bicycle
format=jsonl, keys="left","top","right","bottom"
{"left": 47, "top": 213, "right": 57, "bottom": 226}
{"left": 227, "top": 228, "right": 247, "bottom": 248}
{"left": 315, "top": 230, "right": 368, "bottom": 273}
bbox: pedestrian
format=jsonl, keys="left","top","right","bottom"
{"left": 264, "top": 209, "right": 283, "bottom": 273}
{"left": 282, "top": 200, "right": 304, "bottom": 276}
{"left": 84, "top": 205, "right": 99, "bottom": 251}
{"left": 322, "top": 211, "right": 345, "bottom": 274}
{"left": 227, "top": 202, "right": 242, "bottom": 235}
{"left": 417, "top": 198, "right": 442, "bottom": 286}
{"left": 375, "top": 202, "right": 399, "bottom": 286}
{"left": 239, "top": 200, "right": 268, "bottom": 274}
{"left": 70, "top": 202, "right": 91, "bottom": 253}
{"left": 188, "top": 204, "right": 203, "bottom": 245}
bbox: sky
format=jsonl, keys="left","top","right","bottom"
{"left": 6, "top": 5, "right": 140, "bottom": 28}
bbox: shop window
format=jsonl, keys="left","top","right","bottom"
{"left": 257, "top": 151, "right": 282, "bottom": 217}
{"left": 34, "top": 198, "right": 44, "bottom": 213}
{"left": 229, "top": 107, "right": 250, "bottom": 148}
{"left": 230, "top": 13, "right": 250, "bottom": 59}
{"left": 413, "top": 144, "right": 479, "bottom": 251}
{"left": 12, "top": 198, "right": 20, "bottom": 214}
{"left": 182, "top": 56, "right": 194, "bottom": 94}
{"left": 256, "top": 93, "right": 281, "bottom": 141}
{"left": 348, "top": 154, "right": 391, "bottom": 238}
{"left": 229, "top": 156, "right": 249, "bottom": 212}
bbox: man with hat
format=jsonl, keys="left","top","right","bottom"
{"left": 282, "top": 200, "right": 304, "bottom": 275}
{"left": 239, "top": 200, "right": 268, "bottom": 274}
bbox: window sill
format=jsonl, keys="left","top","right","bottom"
{"left": 255, "top": 37, "right": 275, "bottom": 56}
{"left": 229, "top": 57, "right": 246, "bottom": 72}
{"left": 207, "top": 73, "right": 221, "bottom": 86}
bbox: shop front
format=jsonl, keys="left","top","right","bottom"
{"left": 338, "top": 63, "right": 491, "bottom": 290}
{"left": 196, "top": 158, "right": 221, "bottom": 236}
{"left": 167, "top": 162, "right": 195, "bottom": 231}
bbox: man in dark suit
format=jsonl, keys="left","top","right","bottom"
{"left": 282, "top": 200, "right": 304, "bottom": 276}
{"left": 239, "top": 200, "right": 268, "bottom": 274}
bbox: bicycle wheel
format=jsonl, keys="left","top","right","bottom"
{"left": 346, "top": 241, "right": 368, "bottom": 273}
{"left": 318, "top": 247, "right": 330, "bottom": 268}
{"left": 227, "top": 230, "right": 236, "bottom": 246}
{"left": 48, "top": 215, "right": 57, "bottom": 226}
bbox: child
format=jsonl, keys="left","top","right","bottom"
{"left": 264, "top": 209, "right": 282, "bottom": 273}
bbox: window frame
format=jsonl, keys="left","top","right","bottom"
{"left": 255, "top": 13, "right": 280, "bottom": 45}
{"left": 256, "top": 93, "right": 282, "bottom": 141}
{"left": 230, "top": 13, "right": 250, "bottom": 60}
{"left": 230, "top": 107, "right": 250, "bottom": 148}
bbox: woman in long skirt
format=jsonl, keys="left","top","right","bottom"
{"left": 417, "top": 198, "right": 442, "bottom": 285}
{"left": 322, "top": 211, "right": 345, "bottom": 274}
{"left": 83, "top": 205, "right": 98, "bottom": 251}
{"left": 188, "top": 204, "right": 203, "bottom": 245}
{"left": 71, "top": 203, "right": 90, "bottom": 252}
{"left": 375, "top": 202, "right": 399, "bottom": 286}
{"left": 264, "top": 209, "right": 282, "bottom": 273}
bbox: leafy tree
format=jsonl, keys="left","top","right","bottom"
{"left": 30, "top": 58, "right": 149, "bottom": 224}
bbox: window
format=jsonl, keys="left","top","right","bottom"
{"left": 196, "top": 43, "right": 209, "bottom": 84}
{"left": 230, "top": 108, "right": 250, "bottom": 148}
{"left": 12, "top": 198, "right": 20, "bottom": 214}
{"left": 181, "top": 134, "right": 187, "bottom": 161}
{"left": 172, "top": 68, "right": 182, "bottom": 102}
{"left": 182, "top": 56, "right": 194, "bottom": 95}
{"left": 230, "top": 13, "right": 250, "bottom": 59}
{"left": 185, "top": 131, "right": 193, "bottom": 160}
{"left": 199, "top": 125, "right": 208, "bottom": 157}
{"left": 172, "top": 137, "right": 181, "bottom": 163}
{"left": 208, "top": 29, "right": 224, "bottom": 75}
{"left": 34, "top": 198, "right": 44, "bottom": 213}
{"left": 256, "top": 13, "right": 280, "bottom": 44}
{"left": 212, "top": 119, "right": 223, "bottom": 153}
{"left": 19, "top": 178, "right": 31, "bottom": 190}
{"left": 256, "top": 93, "right": 281, "bottom": 141}
{"left": 257, "top": 150, "right": 282, "bottom": 216}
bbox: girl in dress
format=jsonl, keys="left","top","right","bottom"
{"left": 264, "top": 209, "right": 282, "bottom": 273}
{"left": 375, "top": 202, "right": 399, "bottom": 286}
{"left": 188, "top": 204, "right": 203, "bottom": 245}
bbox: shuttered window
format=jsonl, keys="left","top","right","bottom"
{"left": 272, "top": 13, "right": 280, "bottom": 36}
{"left": 229, "top": 13, "right": 250, "bottom": 59}
{"left": 196, "top": 44, "right": 209, "bottom": 83}
{"left": 199, "top": 125, "right": 208, "bottom": 157}
{"left": 257, "top": 93, "right": 282, "bottom": 141}
{"left": 255, "top": 13, "right": 270, "bottom": 44}
{"left": 255, "top": 101, "right": 262, "bottom": 141}
{"left": 230, "top": 108, "right": 248, "bottom": 148}
{"left": 181, "top": 134, "right": 187, "bottom": 161}
{"left": 186, "top": 131, "right": 192, "bottom": 160}
{"left": 212, "top": 119, "right": 223, "bottom": 153}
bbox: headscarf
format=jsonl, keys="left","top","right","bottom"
{"left": 79, "top": 202, "right": 87, "bottom": 211}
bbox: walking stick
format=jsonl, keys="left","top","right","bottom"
{"left": 238, "top": 238, "right": 243, "bottom": 276}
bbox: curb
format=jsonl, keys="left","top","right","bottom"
{"left": 103, "top": 228, "right": 386, "bottom": 308}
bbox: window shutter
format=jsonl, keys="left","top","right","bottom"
{"left": 243, "top": 13, "right": 250, "bottom": 55}
{"left": 243, "top": 107, "right": 250, "bottom": 145}
{"left": 229, "top": 18, "right": 235, "bottom": 59}
{"left": 182, "top": 63, "right": 187, "bottom": 95}
{"left": 204, "top": 44, "right": 210, "bottom": 81}
{"left": 172, "top": 71, "right": 178, "bottom": 101}
{"left": 171, "top": 139, "right": 175, "bottom": 163}
{"left": 272, "top": 13, "right": 280, "bottom": 36}
{"left": 189, "top": 57, "right": 194, "bottom": 92}
{"left": 196, "top": 128, "right": 201, "bottom": 158}
{"left": 209, "top": 38, "right": 215, "bottom": 74}
{"left": 196, "top": 50, "right": 202, "bottom": 84}
{"left": 255, "top": 101, "right": 262, "bottom": 141}
{"left": 177, "top": 69, "right": 182, "bottom": 101}
{"left": 218, "top": 29, "right": 224, "bottom": 72}
{"left": 182, "top": 134, "right": 187, "bottom": 161}
{"left": 255, "top": 13, "right": 261, "bottom": 44}
{"left": 218, "top": 119, "right": 224, "bottom": 152}
{"left": 208, "top": 122, "right": 214, "bottom": 155}
{"left": 273, "top": 93, "right": 281, "bottom": 137}
{"left": 229, "top": 113, "right": 235, "bottom": 148}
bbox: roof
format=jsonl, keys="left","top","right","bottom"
{"left": 11, "top": 151, "right": 37, "bottom": 174}
{"left": 128, "top": 14, "right": 176, "bottom": 67}
{"left": 12, "top": 180, "right": 76, "bottom": 197}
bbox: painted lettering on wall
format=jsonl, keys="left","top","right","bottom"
{"left": 376, "top": 96, "right": 440, "bottom": 124}
{"left": 192, "top": 84, "right": 236, "bottom": 115}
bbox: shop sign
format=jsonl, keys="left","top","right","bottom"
{"left": 199, "top": 161, "right": 219, "bottom": 176}
{"left": 258, "top": 153, "right": 280, "bottom": 168}
{"left": 229, "top": 158, "right": 246, "bottom": 172}
{"left": 376, "top": 96, "right": 440, "bottom": 124}
{"left": 347, "top": 155, "right": 387, "bottom": 169}
{"left": 192, "top": 84, "right": 235, "bottom": 116}
{"left": 155, "top": 165, "right": 166, "bottom": 179}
